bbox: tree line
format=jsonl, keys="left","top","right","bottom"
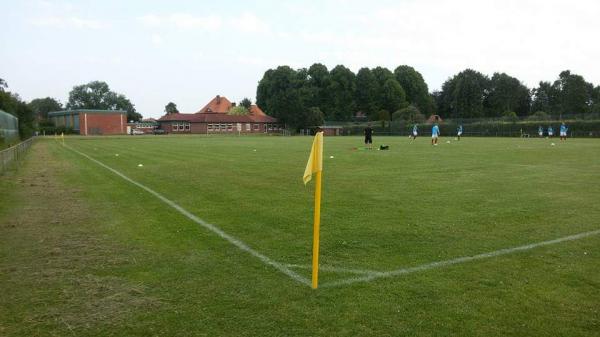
{"left": 0, "top": 79, "right": 142, "bottom": 138}
{"left": 256, "top": 65, "right": 600, "bottom": 128}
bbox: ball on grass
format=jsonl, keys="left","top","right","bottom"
{"left": 551, "top": 143, "right": 555, "bottom": 146}
{"left": 330, "top": 155, "right": 334, "bottom": 159}
{"left": 138, "top": 164, "right": 143, "bottom": 167}
{"left": 446, "top": 140, "right": 451, "bottom": 144}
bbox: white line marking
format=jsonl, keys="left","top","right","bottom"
{"left": 321, "top": 229, "right": 600, "bottom": 288}
{"left": 64, "top": 144, "right": 311, "bottom": 287}
{"left": 285, "top": 264, "right": 384, "bottom": 276}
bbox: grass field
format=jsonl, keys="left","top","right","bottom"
{"left": 1, "top": 135, "right": 599, "bottom": 336}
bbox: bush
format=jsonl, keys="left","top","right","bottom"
{"left": 502, "top": 111, "right": 519, "bottom": 122}
{"left": 527, "top": 111, "right": 550, "bottom": 121}
{"left": 392, "top": 105, "right": 425, "bottom": 123}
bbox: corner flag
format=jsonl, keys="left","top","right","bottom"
{"left": 303, "top": 131, "right": 323, "bottom": 289}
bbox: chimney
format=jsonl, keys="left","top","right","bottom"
{"left": 216, "top": 95, "right": 221, "bottom": 104}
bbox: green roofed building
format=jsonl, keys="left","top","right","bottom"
{"left": 48, "top": 109, "right": 128, "bottom": 135}
{"left": 0, "top": 109, "right": 19, "bottom": 148}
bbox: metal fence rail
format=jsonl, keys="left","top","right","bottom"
{"left": 0, "top": 137, "right": 34, "bottom": 174}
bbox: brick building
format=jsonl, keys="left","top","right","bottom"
{"left": 49, "top": 110, "right": 127, "bottom": 135}
{"left": 157, "top": 95, "right": 282, "bottom": 134}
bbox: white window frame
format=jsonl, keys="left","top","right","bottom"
{"left": 253, "top": 124, "right": 259, "bottom": 130}
{"left": 227, "top": 123, "right": 233, "bottom": 131}
{"left": 172, "top": 123, "right": 178, "bottom": 131}
{"left": 245, "top": 123, "right": 251, "bottom": 131}
{"left": 208, "top": 123, "right": 213, "bottom": 131}
{"left": 185, "top": 123, "right": 190, "bottom": 131}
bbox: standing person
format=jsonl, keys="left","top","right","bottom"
{"left": 364, "top": 123, "right": 373, "bottom": 149}
{"left": 538, "top": 125, "right": 544, "bottom": 138}
{"left": 412, "top": 124, "right": 418, "bottom": 140}
{"left": 457, "top": 124, "right": 463, "bottom": 141}
{"left": 431, "top": 123, "right": 440, "bottom": 146}
{"left": 560, "top": 122, "right": 568, "bottom": 141}
{"left": 548, "top": 125, "right": 554, "bottom": 138}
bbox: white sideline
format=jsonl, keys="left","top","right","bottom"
{"left": 64, "top": 144, "right": 311, "bottom": 287}
{"left": 321, "top": 229, "right": 600, "bottom": 288}
{"left": 285, "top": 263, "right": 384, "bottom": 276}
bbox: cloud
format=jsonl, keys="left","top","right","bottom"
{"left": 151, "top": 34, "right": 163, "bottom": 46}
{"left": 137, "top": 13, "right": 222, "bottom": 31}
{"left": 28, "top": 16, "right": 106, "bottom": 29}
{"left": 137, "top": 11, "right": 269, "bottom": 34}
{"left": 229, "top": 12, "right": 270, "bottom": 33}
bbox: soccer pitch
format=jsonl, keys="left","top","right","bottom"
{"left": 2, "top": 135, "right": 599, "bottom": 336}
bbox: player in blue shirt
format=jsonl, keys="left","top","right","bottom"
{"left": 538, "top": 126, "right": 544, "bottom": 138}
{"left": 548, "top": 126, "right": 554, "bottom": 138}
{"left": 431, "top": 123, "right": 440, "bottom": 146}
{"left": 457, "top": 125, "right": 463, "bottom": 141}
{"left": 412, "top": 124, "right": 418, "bottom": 140}
{"left": 560, "top": 122, "right": 568, "bottom": 141}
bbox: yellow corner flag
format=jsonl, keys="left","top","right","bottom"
{"left": 303, "top": 131, "right": 323, "bottom": 289}
{"left": 303, "top": 132, "right": 323, "bottom": 185}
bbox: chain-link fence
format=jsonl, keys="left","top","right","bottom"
{"left": 322, "top": 114, "right": 600, "bottom": 138}
{"left": 0, "top": 137, "right": 34, "bottom": 175}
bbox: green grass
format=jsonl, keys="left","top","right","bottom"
{"left": 1, "top": 135, "right": 599, "bottom": 336}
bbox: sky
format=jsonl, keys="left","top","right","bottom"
{"left": 1, "top": 0, "right": 599, "bottom": 118}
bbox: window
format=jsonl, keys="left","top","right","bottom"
{"left": 208, "top": 124, "right": 213, "bottom": 131}
{"left": 172, "top": 123, "right": 178, "bottom": 131}
{"left": 179, "top": 124, "right": 184, "bottom": 131}
{"left": 253, "top": 124, "right": 259, "bottom": 130}
{"left": 246, "top": 123, "right": 251, "bottom": 131}
{"left": 185, "top": 123, "right": 190, "bottom": 131}
{"left": 220, "top": 123, "right": 226, "bottom": 131}
{"left": 227, "top": 123, "right": 233, "bottom": 131}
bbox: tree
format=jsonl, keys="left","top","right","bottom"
{"left": 438, "top": 69, "right": 489, "bottom": 118}
{"left": 0, "top": 91, "right": 36, "bottom": 139}
{"left": 300, "top": 107, "right": 325, "bottom": 128}
{"left": 531, "top": 81, "right": 557, "bottom": 115}
{"left": 66, "top": 81, "right": 142, "bottom": 121}
{"left": 381, "top": 79, "right": 407, "bottom": 117}
{"left": 484, "top": 72, "right": 531, "bottom": 117}
{"left": 305, "top": 63, "right": 331, "bottom": 114}
{"left": 240, "top": 97, "right": 252, "bottom": 109}
{"left": 592, "top": 86, "right": 600, "bottom": 114}
{"left": 0, "top": 78, "right": 7, "bottom": 92}
{"left": 228, "top": 105, "right": 249, "bottom": 115}
{"left": 28, "top": 97, "right": 63, "bottom": 120}
{"left": 355, "top": 68, "right": 378, "bottom": 119}
{"left": 392, "top": 105, "right": 425, "bottom": 123}
{"left": 552, "top": 70, "right": 593, "bottom": 115}
{"left": 256, "top": 66, "right": 306, "bottom": 128}
{"left": 327, "top": 65, "right": 356, "bottom": 120}
{"left": 165, "top": 102, "right": 179, "bottom": 114}
{"left": 394, "top": 65, "right": 433, "bottom": 114}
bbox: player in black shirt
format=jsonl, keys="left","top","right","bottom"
{"left": 364, "top": 124, "right": 373, "bottom": 149}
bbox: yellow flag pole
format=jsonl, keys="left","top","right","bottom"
{"left": 311, "top": 170, "right": 322, "bottom": 289}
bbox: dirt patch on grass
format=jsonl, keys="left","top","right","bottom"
{"left": 0, "top": 141, "right": 162, "bottom": 335}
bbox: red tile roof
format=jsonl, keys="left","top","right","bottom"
{"left": 158, "top": 95, "right": 277, "bottom": 123}
{"left": 196, "top": 95, "right": 232, "bottom": 114}
{"left": 159, "top": 112, "right": 276, "bottom": 123}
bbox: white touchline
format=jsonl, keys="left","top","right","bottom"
{"left": 321, "top": 229, "right": 600, "bottom": 288}
{"left": 64, "top": 144, "right": 311, "bottom": 287}
{"left": 285, "top": 264, "right": 384, "bottom": 276}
